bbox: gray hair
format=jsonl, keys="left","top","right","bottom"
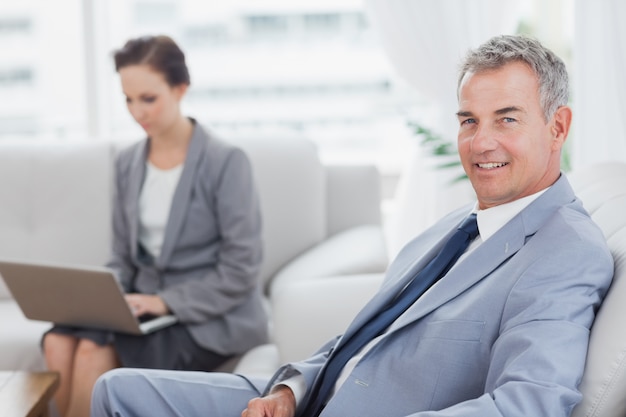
{"left": 458, "top": 35, "right": 569, "bottom": 121}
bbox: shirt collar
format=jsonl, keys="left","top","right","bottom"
{"left": 472, "top": 188, "right": 549, "bottom": 242}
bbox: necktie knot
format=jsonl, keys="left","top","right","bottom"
{"left": 458, "top": 213, "right": 479, "bottom": 241}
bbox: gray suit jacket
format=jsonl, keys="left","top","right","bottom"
{"left": 107, "top": 121, "right": 267, "bottom": 355}
{"left": 267, "top": 174, "right": 613, "bottom": 417}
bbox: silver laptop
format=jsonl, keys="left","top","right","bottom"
{"left": 0, "top": 259, "right": 177, "bottom": 335}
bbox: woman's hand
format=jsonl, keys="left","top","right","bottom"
{"left": 124, "top": 293, "right": 170, "bottom": 317}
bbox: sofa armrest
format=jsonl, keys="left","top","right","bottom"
{"left": 270, "top": 273, "right": 384, "bottom": 365}
{"left": 0, "top": 301, "right": 50, "bottom": 371}
{"left": 270, "top": 225, "right": 388, "bottom": 293}
{"left": 233, "top": 344, "right": 281, "bottom": 379}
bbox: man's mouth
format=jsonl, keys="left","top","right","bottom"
{"left": 477, "top": 162, "right": 508, "bottom": 169}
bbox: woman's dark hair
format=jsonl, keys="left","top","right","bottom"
{"left": 113, "top": 35, "right": 190, "bottom": 86}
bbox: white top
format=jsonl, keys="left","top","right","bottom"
{"left": 280, "top": 187, "right": 549, "bottom": 403}
{"left": 138, "top": 162, "right": 184, "bottom": 258}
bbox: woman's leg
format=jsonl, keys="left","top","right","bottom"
{"left": 65, "top": 338, "right": 119, "bottom": 417}
{"left": 42, "top": 332, "right": 79, "bottom": 416}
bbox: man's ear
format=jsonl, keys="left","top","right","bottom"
{"left": 550, "top": 105, "right": 572, "bottom": 150}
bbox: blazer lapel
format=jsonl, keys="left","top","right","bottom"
{"left": 156, "top": 124, "right": 206, "bottom": 268}
{"left": 385, "top": 174, "right": 577, "bottom": 333}
{"left": 388, "top": 215, "right": 527, "bottom": 332}
{"left": 126, "top": 140, "right": 149, "bottom": 261}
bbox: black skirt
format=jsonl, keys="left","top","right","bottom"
{"left": 43, "top": 323, "right": 232, "bottom": 371}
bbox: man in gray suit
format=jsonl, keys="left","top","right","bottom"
{"left": 91, "top": 34, "right": 613, "bottom": 417}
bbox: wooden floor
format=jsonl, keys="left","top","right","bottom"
{"left": 0, "top": 371, "right": 59, "bottom": 417}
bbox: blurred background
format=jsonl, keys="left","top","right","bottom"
{"left": 1, "top": 0, "right": 624, "bottom": 250}
{"left": 0, "top": 0, "right": 573, "bottom": 166}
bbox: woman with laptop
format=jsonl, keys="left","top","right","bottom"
{"left": 41, "top": 35, "right": 267, "bottom": 417}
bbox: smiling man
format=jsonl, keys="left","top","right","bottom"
{"left": 456, "top": 51, "right": 571, "bottom": 210}
{"left": 92, "top": 35, "right": 613, "bottom": 417}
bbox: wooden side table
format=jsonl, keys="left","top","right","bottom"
{"left": 0, "top": 371, "right": 59, "bottom": 417}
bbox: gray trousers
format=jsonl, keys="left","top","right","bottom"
{"left": 91, "top": 368, "right": 269, "bottom": 417}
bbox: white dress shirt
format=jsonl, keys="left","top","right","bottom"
{"left": 138, "top": 162, "right": 183, "bottom": 258}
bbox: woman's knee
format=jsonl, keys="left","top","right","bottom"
{"left": 73, "top": 338, "right": 117, "bottom": 366}
{"left": 42, "top": 332, "right": 78, "bottom": 358}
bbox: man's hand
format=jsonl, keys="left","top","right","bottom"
{"left": 242, "top": 386, "right": 296, "bottom": 417}
{"left": 124, "top": 293, "right": 169, "bottom": 317}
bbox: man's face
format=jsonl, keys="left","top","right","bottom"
{"left": 457, "top": 61, "right": 569, "bottom": 210}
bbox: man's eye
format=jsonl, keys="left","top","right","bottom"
{"left": 461, "top": 118, "right": 476, "bottom": 125}
{"left": 503, "top": 117, "right": 516, "bottom": 123}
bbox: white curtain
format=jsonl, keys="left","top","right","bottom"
{"left": 572, "top": 0, "right": 626, "bottom": 169}
{"left": 363, "top": 0, "right": 519, "bottom": 257}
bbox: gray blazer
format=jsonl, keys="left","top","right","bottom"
{"left": 268, "top": 174, "right": 613, "bottom": 417}
{"left": 107, "top": 121, "right": 267, "bottom": 355}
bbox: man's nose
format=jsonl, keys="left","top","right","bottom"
{"left": 470, "top": 125, "right": 498, "bottom": 153}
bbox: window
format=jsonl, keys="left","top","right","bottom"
{"left": 0, "top": 0, "right": 86, "bottom": 139}
{"left": 0, "top": 0, "right": 573, "bottom": 176}
{"left": 100, "top": 0, "right": 421, "bottom": 170}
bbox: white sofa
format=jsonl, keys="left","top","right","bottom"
{"left": 0, "top": 134, "right": 388, "bottom": 372}
{"left": 567, "top": 162, "right": 626, "bottom": 417}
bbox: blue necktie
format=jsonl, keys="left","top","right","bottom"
{"left": 299, "top": 213, "right": 479, "bottom": 417}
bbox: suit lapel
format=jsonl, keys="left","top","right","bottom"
{"left": 126, "top": 140, "right": 149, "bottom": 260}
{"left": 384, "top": 174, "right": 576, "bottom": 334}
{"left": 388, "top": 215, "right": 526, "bottom": 332}
{"left": 156, "top": 124, "right": 206, "bottom": 268}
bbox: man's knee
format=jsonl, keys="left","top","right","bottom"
{"left": 91, "top": 369, "right": 119, "bottom": 416}
{"left": 92, "top": 368, "right": 149, "bottom": 415}
{"left": 92, "top": 368, "right": 118, "bottom": 394}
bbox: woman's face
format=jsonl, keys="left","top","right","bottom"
{"left": 118, "top": 64, "right": 187, "bottom": 138}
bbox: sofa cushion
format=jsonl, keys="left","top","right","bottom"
{"left": 325, "top": 165, "right": 381, "bottom": 236}
{"left": 569, "top": 162, "right": 626, "bottom": 417}
{"left": 0, "top": 141, "right": 113, "bottom": 266}
{"left": 226, "top": 134, "right": 327, "bottom": 289}
{"left": 572, "top": 227, "right": 626, "bottom": 417}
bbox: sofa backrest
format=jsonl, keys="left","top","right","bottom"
{"left": 0, "top": 140, "right": 114, "bottom": 299}
{"left": 325, "top": 165, "right": 381, "bottom": 237}
{"left": 568, "top": 161, "right": 626, "bottom": 417}
{"left": 226, "top": 134, "right": 327, "bottom": 289}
